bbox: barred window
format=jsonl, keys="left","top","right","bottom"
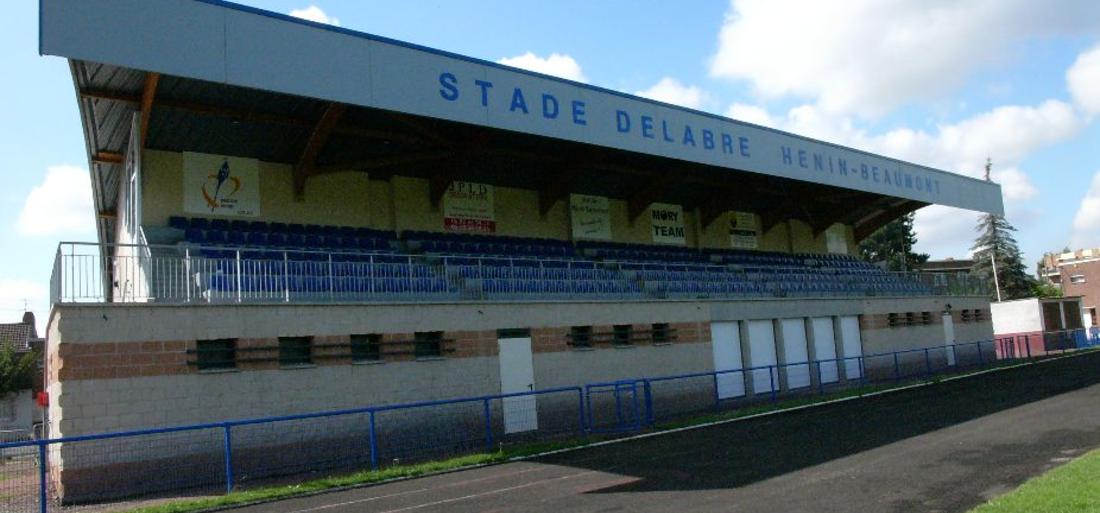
{"left": 279, "top": 336, "right": 313, "bottom": 366}
{"left": 414, "top": 331, "right": 443, "bottom": 358}
{"left": 570, "top": 326, "right": 592, "bottom": 348}
{"left": 652, "top": 323, "right": 671, "bottom": 344}
{"left": 351, "top": 334, "right": 382, "bottom": 363}
{"left": 613, "top": 325, "right": 633, "bottom": 346}
{"left": 196, "top": 339, "right": 236, "bottom": 371}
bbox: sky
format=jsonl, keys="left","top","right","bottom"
{"left": 3, "top": 0, "right": 1100, "bottom": 333}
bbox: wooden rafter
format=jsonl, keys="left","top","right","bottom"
{"left": 430, "top": 131, "right": 491, "bottom": 207}
{"left": 852, "top": 200, "right": 927, "bottom": 241}
{"left": 139, "top": 72, "right": 160, "bottom": 147}
{"left": 293, "top": 102, "right": 346, "bottom": 200}
{"left": 79, "top": 89, "right": 423, "bottom": 146}
{"left": 91, "top": 151, "right": 124, "bottom": 164}
{"left": 315, "top": 151, "right": 454, "bottom": 175}
{"left": 538, "top": 150, "right": 596, "bottom": 217}
{"left": 627, "top": 172, "right": 677, "bottom": 222}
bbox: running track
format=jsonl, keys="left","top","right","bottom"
{"left": 236, "top": 352, "right": 1100, "bottom": 513}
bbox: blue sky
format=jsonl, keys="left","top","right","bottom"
{"left": 3, "top": 1, "right": 1100, "bottom": 332}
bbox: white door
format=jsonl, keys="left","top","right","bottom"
{"left": 748, "top": 320, "right": 778, "bottom": 393}
{"left": 498, "top": 336, "right": 537, "bottom": 434}
{"left": 710, "top": 322, "right": 745, "bottom": 399}
{"left": 840, "top": 316, "right": 863, "bottom": 379}
{"left": 780, "top": 318, "right": 810, "bottom": 389}
{"left": 943, "top": 313, "right": 957, "bottom": 366}
{"left": 811, "top": 317, "right": 839, "bottom": 383}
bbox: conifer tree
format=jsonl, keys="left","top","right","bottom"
{"left": 970, "top": 158, "right": 1036, "bottom": 300}
{"left": 858, "top": 212, "right": 929, "bottom": 271}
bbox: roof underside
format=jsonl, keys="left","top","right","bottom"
{"left": 75, "top": 60, "right": 926, "bottom": 245}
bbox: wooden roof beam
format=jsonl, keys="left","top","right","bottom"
{"left": 852, "top": 200, "right": 927, "bottom": 241}
{"left": 91, "top": 151, "right": 124, "bottom": 164}
{"left": 139, "top": 72, "right": 160, "bottom": 147}
{"left": 627, "top": 172, "right": 677, "bottom": 222}
{"left": 79, "top": 89, "right": 423, "bottom": 145}
{"left": 293, "top": 102, "right": 346, "bottom": 200}
{"left": 430, "top": 131, "right": 491, "bottom": 208}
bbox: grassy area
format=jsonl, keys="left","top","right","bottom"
{"left": 970, "top": 449, "right": 1100, "bottom": 513}
{"left": 123, "top": 441, "right": 590, "bottom": 513}
{"left": 121, "top": 356, "right": 1063, "bottom": 513}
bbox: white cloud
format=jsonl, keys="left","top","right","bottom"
{"left": 725, "top": 103, "right": 776, "bottom": 128}
{"left": 710, "top": 0, "right": 1100, "bottom": 118}
{"left": 1071, "top": 171, "right": 1100, "bottom": 248}
{"left": 497, "top": 52, "right": 588, "bottom": 83}
{"left": 0, "top": 279, "right": 48, "bottom": 336}
{"left": 730, "top": 99, "right": 1083, "bottom": 258}
{"left": 634, "top": 77, "right": 709, "bottom": 110}
{"left": 1068, "top": 44, "right": 1100, "bottom": 116}
{"left": 17, "top": 165, "right": 95, "bottom": 237}
{"left": 288, "top": 5, "right": 340, "bottom": 26}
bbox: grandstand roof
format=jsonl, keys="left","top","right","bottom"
{"left": 40, "top": 0, "right": 1004, "bottom": 247}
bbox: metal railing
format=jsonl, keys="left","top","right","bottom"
{"left": 2, "top": 332, "right": 1095, "bottom": 512}
{"left": 50, "top": 242, "right": 985, "bottom": 305}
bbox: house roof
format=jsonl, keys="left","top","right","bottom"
{"left": 0, "top": 323, "right": 32, "bottom": 351}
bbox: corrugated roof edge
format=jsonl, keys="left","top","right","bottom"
{"left": 190, "top": 0, "right": 999, "bottom": 192}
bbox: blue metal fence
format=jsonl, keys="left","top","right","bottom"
{"left": 1, "top": 332, "right": 1096, "bottom": 512}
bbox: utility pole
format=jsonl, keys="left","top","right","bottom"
{"left": 990, "top": 252, "right": 1002, "bottom": 302}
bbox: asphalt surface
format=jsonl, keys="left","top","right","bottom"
{"left": 237, "top": 352, "right": 1100, "bottom": 513}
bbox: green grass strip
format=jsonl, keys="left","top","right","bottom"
{"left": 970, "top": 448, "right": 1100, "bottom": 513}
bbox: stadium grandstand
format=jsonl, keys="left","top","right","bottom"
{"left": 39, "top": 0, "right": 1001, "bottom": 501}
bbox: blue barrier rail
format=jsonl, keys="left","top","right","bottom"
{"left": 2, "top": 330, "right": 1096, "bottom": 513}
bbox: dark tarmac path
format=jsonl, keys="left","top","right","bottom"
{"left": 235, "top": 352, "right": 1100, "bottom": 513}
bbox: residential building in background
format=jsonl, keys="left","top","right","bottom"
{"left": 0, "top": 312, "right": 45, "bottom": 435}
{"left": 1037, "top": 249, "right": 1100, "bottom": 326}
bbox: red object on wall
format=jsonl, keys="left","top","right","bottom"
{"left": 36, "top": 391, "right": 48, "bottom": 407}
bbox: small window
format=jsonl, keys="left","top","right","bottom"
{"left": 570, "top": 326, "right": 592, "bottom": 348}
{"left": 921, "top": 312, "right": 932, "bottom": 325}
{"left": 414, "top": 331, "right": 443, "bottom": 358}
{"left": 279, "top": 336, "right": 313, "bottom": 366}
{"left": 197, "top": 338, "right": 236, "bottom": 371}
{"left": 887, "top": 313, "right": 900, "bottom": 327}
{"left": 1070, "top": 274, "right": 1086, "bottom": 284}
{"left": 905, "top": 312, "right": 915, "bottom": 326}
{"left": 652, "top": 323, "right": 671, "bottom": 344}
{"left": 351, "top": 334, "right": 382, "bottom": 363}
{"left": 613, "top": 325, "right": 633, "bottom": 346}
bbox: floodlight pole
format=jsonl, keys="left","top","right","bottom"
{"left": 990, "top": 252, "right": 1002, "bottom": 302}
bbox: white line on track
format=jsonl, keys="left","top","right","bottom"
{"left": 283, "top": 465, "right": 566, "bottom": 513}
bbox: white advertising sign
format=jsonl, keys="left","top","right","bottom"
{"left": 729, "top": 211, "right": 758, "bottom": 249}
{"left": 825, "top": 225, "right": 849, "bottom": 254}
{"left": 570, "top": 194, "right": 611, "bottom": 240}
{"left": 443, "top": 181, "right": 495, "bottom": 233}
{"left": 650, "top": 203, "right": 685, "bottom": 245}
{"left": 183, "top": 152, "right": 260, "bottom": 217}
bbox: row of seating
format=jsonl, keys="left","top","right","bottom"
{"left": 170, "top": 217, "right": 933, "bottom": 301}
{"left": 170, "top": 216, "right": 396, "bottom": 240}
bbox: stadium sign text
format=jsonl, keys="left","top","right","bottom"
{"left": 438, "top": 71, "right": 942, "bottom": 198}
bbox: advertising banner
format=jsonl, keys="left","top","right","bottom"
{"left": 570, "top": 194, "right": 612, "bottom": 240}
{"left": 443, "top": 181, "right": 496, "bottom": 233}
{"left": 183, "top": 152, "right": 261, "bottom": 217}
{"left": 650, "top": 203, "right": 685, "bottom": 245}
{"left": 729, "top": 211, "right": 759, "bottom": 249}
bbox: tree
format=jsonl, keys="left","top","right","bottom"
{"left": 970, "top": 213, "right": 1036, "bottom": 301}
{"left": 1032, "top": 282, "right": 1063, "bottom": 299}
{"left": 858, "top": 212, "right": 930, "bottom": 271}
{"left": 0, "top": 340, "right": 36, "bottom": 397}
